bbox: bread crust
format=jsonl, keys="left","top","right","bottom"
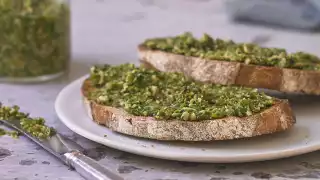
{"left": 81, "top": 79, "right": 296, "bottom": 141}
{"left": 137, "top": 45, "right": 320, "bottom": 95}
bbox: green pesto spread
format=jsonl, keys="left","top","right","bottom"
{"left": 0, "top": 0, "right": 70, "bottom": 78}
{"left": 0, "top": 104, "right": 55, "bottom": 139}
{"left": 0, "top": 128, "right": 19, "bottom": 138}
{"left": 88, "top": 64, "right": 274, "bottom": 121}
{"left": 142, "top": 32, "right": 320, "bottom": 71}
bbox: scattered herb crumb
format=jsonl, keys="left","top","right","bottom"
{"left": 0, "top": 128, "right": 20, "bottom": 138}
{"left": 0, "top": 103, "right": 55, "bottom": 139}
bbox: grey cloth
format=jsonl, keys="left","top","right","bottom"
{"left": 225, "top": 0, "right": 320, "bottom": 30}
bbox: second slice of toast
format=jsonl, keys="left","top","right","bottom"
{"left": 137, "top": 34, "right": 320, "bottom": 95}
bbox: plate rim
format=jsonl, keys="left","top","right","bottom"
{"left": 54, "top": 75, "right": 320, "bottom": 163}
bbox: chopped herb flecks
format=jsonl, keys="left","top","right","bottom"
{"left": 0, "top": 103, "right": 55, "bottom": 139}
{"left": 142, "top": 32, "right": 320, "bottom": 71}
{"left": 89, "top": 64, "right": 274, "bottom": 121}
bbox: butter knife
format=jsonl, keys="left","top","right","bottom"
{"left": 0, "top": 119, "right": 124, "bottom": 180}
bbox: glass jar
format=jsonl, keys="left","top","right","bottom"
{"left": 0, "top": 0, "right": 70, "bottom": 83}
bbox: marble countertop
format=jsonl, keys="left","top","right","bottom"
{"left": 1, "top": 0, "right": 320, "bottom": 180}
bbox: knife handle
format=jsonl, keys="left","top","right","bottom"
{"left": 64, "top": 150, "right": 124, "bottom": 180}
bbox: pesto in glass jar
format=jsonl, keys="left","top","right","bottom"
{"left": 0, "top": 0, "right": 70, "bottom": 83}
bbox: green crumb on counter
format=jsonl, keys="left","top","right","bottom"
{"left": 0, "top": 128, "right": 20, "bottom": 138}
{"left": 0, "top": 128, "right": 6, "bottom": 136}
{"left": 88, "top": 64, "right": 275, "bottom": 121}
{"left": 7, "top": 131, "right": 20, "bottom": 138}
{"left": 142, "top": 32, "right": 320, "bottom": 71}
{"left": 0, "top": 104, "right": 55, "bottom": 139}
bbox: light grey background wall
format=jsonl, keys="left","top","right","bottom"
{"left": 71, "top": 0, "right": 320, "bottom": 67}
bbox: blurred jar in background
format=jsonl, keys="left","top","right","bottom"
{"left": 0, "top": 0, "right": 70, "bottom": 83}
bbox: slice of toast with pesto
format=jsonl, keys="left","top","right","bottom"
{"left": 137, "top": 32, "right": 320, "bottom": 95}
{"left": 81, "top": 64, "right": 296, "bottom": 141}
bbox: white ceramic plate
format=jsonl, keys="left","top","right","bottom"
{"left": 55, "top": 75, "right": 320, "bottom": 163}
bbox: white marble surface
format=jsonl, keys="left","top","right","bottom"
{"left": 1, "top": 0, "right": 320, "bottom": 180}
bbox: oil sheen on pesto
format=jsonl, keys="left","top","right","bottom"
{"left": 89, "top": 64, "right": 274, "bottom": 121}
{"left": 142, "top": 32, "right": 320, "bottom": 71}
{"left": 0, "top": 104, "right": 55, "bottom": 139}
{"left": 0, "top": 0, "right": 70, "bottom": 78}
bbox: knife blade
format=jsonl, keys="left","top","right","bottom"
{"left": 0, "top": 119, "right": 124, "bottom": 180}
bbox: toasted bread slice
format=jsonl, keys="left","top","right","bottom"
{"left": 137, "top": 45, "right": 320, "bottom": 95}
{"left": 82, "top": 78, "right": 296, "bottom": 141}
